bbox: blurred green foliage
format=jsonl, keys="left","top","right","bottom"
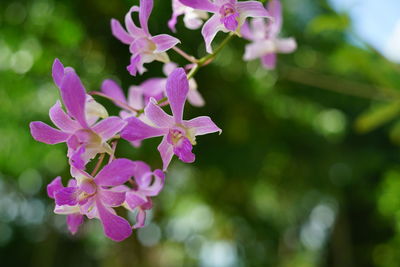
{"left": 1, "top": 0, "right": 400, "bottom": 266}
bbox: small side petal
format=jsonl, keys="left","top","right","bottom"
{"left": 158, "top": 136, "right": 174, "bottom": 171}
{"left": 144, "top": 99, "right": 174, "bottom": 128}
{"left": 66, "top": 214, "right": 84, "bottom": 235}
{"left": 49, "top": 101, "right": 80, "bottom": 132}
{"left": 133, "top": 209, "right": 147, "bottom": 229}
{"left": 54, "top": 187, "right": 78, "bottom": 206}
{"left": 125, "top": 191, "right": 148, "bottom": 210}
{"left": 121, "top": 117, "right": 167, "bottom": 142}
{"left": 92, "top": 116, "right": 127, "bottom": 140}
{"left": 236, "top": 1, "right": 270, "bottom": 19}
{"left": 100, "top": 190, "right": 126, "bottom": 207}
{"left": 111, "top": 19, "right": 134, "bottom": 45}
{"left": 101, "top": 79, "right": 127, "bottom": 108}
{"left": 152, "top": 34, "right": 180, "bottom": 53}
{"left": 201, "top": 14, "right": 223, "bottom": 54}
{"left": 139, "top": 0, "right": 153, "bottom": 35}
{"left": 276, "top": 37, "right": 297, "bottom": 53}
{"left": 183, "top": 116, "right": 222, "bottom": 136}
{"left": 261, "top": 53, "right": 276, "bottom": 69}
{"left": 96, "top": 200, "right": 132, "bottom": 242}
{"left": 47, "top": 176, "right": 63, "bottom": 199}
{"left": 95, "top": 159, "right": 136, "bottom": 186}
{"left": 30, "top": 121, "right": 70, "bottom": 144}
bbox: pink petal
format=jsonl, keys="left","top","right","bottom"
{"left": 49, "top": 101, "right": 79, "bottom": 132}
{"left": 125, "top": 191, "right": 148, "bottom": 210}
{"left": 30, "top": 121, "right": 70, "bottom": 144}
{"left": 133, "top": 161, "right": 152, "bottom": 179}
{"left": 152, "top": 34, "right": 180, "bottom": 53}
{"left": 261, "top": 53, "right": 276, "bottom": 69}
{"left": 79, "top": 179, "right": 96, "bottom": 194}
{"left": 54, "top": 187, "right": 79, "bottom": 206}
{"left": 144, "top": 99, "right": 174, "bottom": 128}
{"left": 92, "top": 116, "right": 127, "bottom": 140}
{"left": 121, "top": 117, "right": 167, "bottom": 142}
{"left": 60, "top": 69, "right": 89, "bottom": 128}
{"left": 96, "top": 200, "right": 132, "bottom": 241}
{"left": 101, "top": 79, "right": 127, "bottom": 109}
{"left": 168, "top": 1, "right": 181, "bottom": 32}
{"left": 69, "top": 145, "right": 86, "bottom": 171}
{"left": 141, "top": 170, "right": 165, "bottom": 196}
{"left": 173, "top": 137, "right": 195, "bottom": 163}
{"left": 201, "top": 14, "right": 223, "bottom": 54}
{"left": 268, "top": 0, "right": 282, "bottom": 35}
{"left": 128, "top": 86, "right": 144, "bottom": 110}
{"left": 163, "top": 62, "right": 178, "bottom": 76}
{"left": 166, "top": 68, "right": 189, "bottom": 124}
{"left": 276, "top": 37, "right": 297, "bottom": 53}
{"left": 100, "top": 190, "right": 126, "bottom": 207}
{"left": 240, "top": 21, "right": 253, "bottom": 40}
{"left": 111, "top": 18, "right": 134, "bottom": 45}
{"left": 157, "top": 136, "right": 174, "bottom": 171}
{"left": 95, "top": 159, "right": 136, "bottom": 187}
{"left": 183, "top": 116, "right": 222, "bottom": 136}
{"left": 179, "top": 0, "right": 218, "bottom": 12}
{"left": 187, "top": 88, "right": 205, "bottom": 107}
{"left": 236, "top": 1, "right": 270, "bottom": 19}
{"left": 139, "top": 0, "right": 153, "bottom": 35}
{"left": 141, "top": 78, "right": 166, "bottom": 99}
{"left": 66, "top": 214, "right": 84, "bottom": 235}
{"left": 124, "top": 6, "right": 143, "bottom": 36}
{"left": 52, "top": 58, "right": 64, "bottom": 88}
{"left": 243, "top": 40, "right": 274, "bottom": 61}
{"left": 47, "top": 176, "right": 63, "bottom": 199}
{"left": 133, "top": 209, "right": 147, "bottom": 229}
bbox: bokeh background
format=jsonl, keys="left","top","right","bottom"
{"left": 1, "top": 0, "right": 400, "bottom": 266}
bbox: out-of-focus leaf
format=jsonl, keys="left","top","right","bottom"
{"left": 355, "top": 101, "right": 400, "bottom": 133}
{"left": 307, "top": 14, "right": 350, "bottom": 34}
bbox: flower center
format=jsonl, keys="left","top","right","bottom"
{"left": 220, "top": 3, "right": 236, "bottom": 18}
{"left": 219, "top": 3, "right": 239, "bottom": 31}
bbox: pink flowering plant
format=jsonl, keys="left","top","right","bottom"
{"left": 29, "top": 0, "right": 296, "bottom": 241}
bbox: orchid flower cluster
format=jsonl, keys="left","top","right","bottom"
{"left": 29, "top": 0, "right": 296, "bottom": 242}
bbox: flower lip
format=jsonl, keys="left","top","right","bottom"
{"left": 219, "top": 3, "right": 236, "bottom": 17}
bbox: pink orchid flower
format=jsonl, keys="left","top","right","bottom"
{"left": 47, "top": 159, "right": 136, "bottom": 241}
{"left": 111, "top": 0, "right": 180, "bottom": 76}
{"left": 179, "top": 0, "right": 271, "bottom": 53}
{"left": 30, "top": 59, "right": 126, "bottom": 170}
{"left": 242, "top": 0, "right": 296, "bottom": 69}
{"left": 123, "top": 161, "right": 165, "bottom": 228}
{"left": 121, "top": 68, "right": 221, "bottom": 170}
{"left": 169, "top": 0, "right": 209, "bottom": 32}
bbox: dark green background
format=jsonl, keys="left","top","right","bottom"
{"left": 1, "top": 0, "right": 400, "bottom": 266}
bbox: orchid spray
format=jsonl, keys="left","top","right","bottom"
{"left": 29, "top": 0, "right": 296, "bottom": 241}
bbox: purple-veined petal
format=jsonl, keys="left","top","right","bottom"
{"left": 139, "top": 0, "right": 153, "bottom": 35}
{"left": 128, "top": 86, "right": 144, "bottom": 110}
{"left": 49, "top": 100, "right": 80, "bottom": 133}
{"left": 268, "top": 0, "right": 282, "bottom": 35}
{"left": 187, "top": 88, "right": 205, "bottom": 107}
{"left": 125, "top": 191, "right": 148, "bottom": 210}
{"left": 101, "top": 79, "right": 127, "bottom": 108}
{"left": 157, "top": 136, "right": 174, "bottom": 171}
{"left": 52, "top": 58, "right": 64, "bottom": 88}
{"left": 201, "top": 14, "right": 223, "bottom": 54}
{"left": 243, "top": 40, "right": 274, "bottom": 61}
{"left": 184, "top": 116, "right": 222, "bottom": 136}
{"left": 141, "top": 78, "right": 166, "bottom": 99}
{"left": 223, "top": 13, "right": 239, "bottom": 31}
{"left": 144, "top": 99, "right": 174, "bottom": 128}
{"left": 111, "top": 19, "right": 134, "bottom": 45}
{"left": 121, "top": 116, "right": 167, "bottom": 141}
{"left": 276, "top": 37, "right": 297, "bottom": 53}
{"left": 133, "top": 209, "right": 147, "bottom": 229}
{"left": 133, "top": 161, "right": 152, "bottom": 180}
{"left": 125, "top": 6, "right": 143, "bottom": 36}
{"left": 141, "top": 170, "right": 165, "bottom": 196}
{"left": 152, "top": 34, "right": 180, "bottom": 53}
{"left": 66, "top": 214, "right": 84, "bottom": 235}
{"left": 96, "top": 200, "right": 132, "bottom": 241}
{"left": 100, "top": 190, "right": 126, "bottom": 207}
{"left": 179, "top": 0, "right": 218, "bottom": 12}
{"left": 173, "top": 137, "right": 195, "bottom": 163}
{"left": 92, "top": 116, "right": 127, "bottom": 140}
{"left": 261, "top": 53, "right": 276, "bottom": 69}
{"left": 69, "top": 146, "right": 86, "bottom": 170}
{"left": 236, "top": 1, "right": 270, "bottom": 19}
{"left": 47, "top": 176, "right": 63, "bottom": 199}
{"left": 166, "top": 68, "right": 189, "bottom": 124}
{"left": 94, "top": 159, "right": 136, "bottom": 186}
{"left": 60, "top": 70, "right": 89, "bottom": 128}
{"left": 30, "top": 121, "right": 70, "bottom": 144}
{"left": 54, "top": 187, "right": 78, "bottom": 206}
